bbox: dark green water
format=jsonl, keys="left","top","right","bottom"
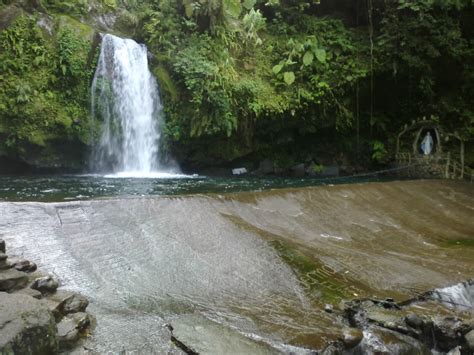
{"left": 0, "top": 173, "right": 400, "bottom": 202}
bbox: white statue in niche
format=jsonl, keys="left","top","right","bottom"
{"left": 421, "top": 132, "right": 434, "bottom": 155}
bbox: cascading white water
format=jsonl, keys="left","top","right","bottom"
{"left": 91, "top": 34, "right": 173, "bottom": 176}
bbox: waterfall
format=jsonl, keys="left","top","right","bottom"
{"left": 91, "top": 34, "right": 174, "bottom": 177}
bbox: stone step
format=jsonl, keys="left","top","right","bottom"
{"left": 0, "top": 268, "right": 28, "bottom": 291}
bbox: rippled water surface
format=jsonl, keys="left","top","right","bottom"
{"left": 0, "top": 174, "right": 398, "bottom": 201}
{"left": 1, "top": 177, "right": 473, "bottom": 353}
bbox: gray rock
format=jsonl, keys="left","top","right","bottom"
{"left": 433, "top": 317, "right": 467, "bottom": 351}
{"left": 0, "top": 268, "right": 28, "bottom": 291}
{"left": 12, "top": 259, "right": 37, "bottom": 273}
{"left": 0, "top": 239, "right": 5, "bottom": 253}
{"left": 40, "top": 297, "right": 64, "bottom": 321}
{"left": 366, "top": 307, "right": 407, "bottom": 332}
{"left": 0, "top": 292, "right": 58, "bottom": 354}
{"left": 0, "top": 252, "right": 10, "bottom": 270}
{"left": 41, "top": 291, "right": 89, "bottom": 322}
{"left": 357, "top": 326, "right": 431, "bottom": 355}
{"left": 31, "top": 275, "right": 59, "bottom": 294}
{"left": 405, "top": 313, "right": 424, "bottom": 329}
{"left": 14, "top": 287, "right": 43, "bottom": 299}
{"left": 69, "top": 312, "right": 92, "bottom": 331}
{"left": 464, "top": 329, "right": 474, "bottom": 352}
{"left": 49, "top": 290, "right": 89, "bottom": 315}
{"left": 321, "top": 342, "right": 345, "bottom": 354}
{"left": 57, "top": 316, "right": 80, "bottom": 350}
{"left": 62, "top": 293, "right": 89, "bottom": 314}
{"left": 324, "top": 304, "right": 334, "bottom": 313}
{"left": 340, "top": 327, "right": 363, "bottom": 349}
{"left": 57, "top": 312, "right": 92, "bottom": 350}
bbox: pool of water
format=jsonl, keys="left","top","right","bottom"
{"left": 0, "top": 173, "right": 402, "bottom": 202}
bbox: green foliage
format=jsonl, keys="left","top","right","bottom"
{"left": 173, "top": 34, "right": 238, "bottom": 137}
{"left": 375, "top": 0, "right": 474, "bottom": 141}
{"left": 0, "top": 14, "right": 96, "bottom": 156}
{"left": 371, "top": 141, "right": 388, "bottom": 163}
{"left": 42, "top": 0, "right": 89, "bottom": 16}
{"left": 1, "top": 0, "right": 472, "bottom": 169}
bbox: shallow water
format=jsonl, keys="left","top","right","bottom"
{"left": 0, "top": 178, "right": 473, "bottom": 352}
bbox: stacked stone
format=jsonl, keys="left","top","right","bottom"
{"left": 0, "top": 238, "right": 94, "bottom": 354}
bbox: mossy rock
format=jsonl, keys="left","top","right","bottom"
{"left": 0, "top": 3, "right": 23, "bottom": 30}
{"left": 55, "top": 14, "right": 95, "bottom": 42}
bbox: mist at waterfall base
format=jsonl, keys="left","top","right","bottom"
{"left": 91, "top": 34, "right": 183, "bottom": 179}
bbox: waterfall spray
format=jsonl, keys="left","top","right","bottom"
{"left": 91, "top": 34, "right": 176, "bottom": 177}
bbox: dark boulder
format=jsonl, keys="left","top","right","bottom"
{"left": 49, "top": 290, "right": 89, "bottom": 315}
{"left": 31, "top": 275, "right": 59, "bottom": 294}
{"left": 433, "top": 317, "right": 469, "bottom": 352}
{"left": 12, "top": 259, "right": 37, "bottom": 273}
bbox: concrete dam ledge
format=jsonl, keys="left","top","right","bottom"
{"left": 0, "top": 179, "right": 473, "bottom": 353}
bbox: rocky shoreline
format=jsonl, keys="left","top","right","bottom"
{"left": 0, "top": 238, "right": 93, "bottom": 354}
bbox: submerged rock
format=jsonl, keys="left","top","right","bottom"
{"left": 0, "top": 292, "right": 58, "bottom": 354}
{"left": 0, "top": 268, "right": 28, "bottom": 291}
{"left": 31, "top": 275, "right": 59, "bottom": 294}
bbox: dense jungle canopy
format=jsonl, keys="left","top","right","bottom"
{"left": 0, "top": 0, "right": 473, "bottom": 172}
